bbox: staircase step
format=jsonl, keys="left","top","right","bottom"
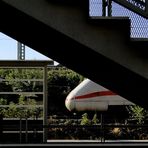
{"left": 89, "top": 16, "right": 130, "bottom": 30}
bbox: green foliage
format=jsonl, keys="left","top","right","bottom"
{"left": 5, "top": 69, "right": 43, "bottom": 93}
{"left": 5, "top": 69, "right": 43, "bottom": 80}
{"left": 6, "top": 101, "right": 18, "bottom": 118}
{"left": 25, "top": 98, "right": 38, "bottom": 118}
{"left": 126, "top": 105, "right": 148, "bottom": 124}
{"left": 0, "top": 67, "right": 84, "bottom": 116}
{"left": 80, "top": 113, "right": 91, "bottom": 125}
{"left": 0, "top": 98, "right": 7, "bottom": 117}
{"left": 0, "top": 69, "right": 43, "bottom": 103}
{"left": 63, "top": 119, "right": 73, "bottom": 126}
{"left": 18, "top": 95, "right": 41, "bottom": 118}
{"left": 80, "top": 113, "right": 100, "bottom": 125}
{"left": 18, "top": 95, "right": 25, "bottom": 105}
{"left": 48, "top": 67, "right": 84, "bottom": 90}
{"left": 47, "top": 67, "right": 84, "bottom": 114}
{"left": 1, "top": 95, "right": 42, "bottom": 118}
{"left": 92, "top": 113, "right": 99, "bottom": 125}
{"left": 0, "top": 98, "right": 7, "bottom": 105}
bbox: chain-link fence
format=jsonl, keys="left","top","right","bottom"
{"left": 89, "top": 0, "right": 148, "bottom": 38}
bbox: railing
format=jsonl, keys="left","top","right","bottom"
{"left": 113, "top": 0, "right": 148, "bottom": 18}
{"left": 89, "top": 0, "right": 148, "bottom": 38}
{"left": 0, "top": 118, "right": 43, "bottom": 143}
{"left": 45, "top": 123, "right": 148, "bottom": 141}
{"left": 1, "top": 118, "right": 148, "bottom": 143}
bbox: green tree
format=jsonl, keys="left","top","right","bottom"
{"left": 0, "top": 69, "right": 15, "bottom": 103}
{"left": 0, "top": 67, "right": 84, "bottom": 116}
{"left": 5, "top": 69, "right": 43, "bottom": 93}
{"left": 47, "top": 67, "right": 84, "bottom": 115}
{"left": 0, "top": 68, "right": 43, "bottom": 103}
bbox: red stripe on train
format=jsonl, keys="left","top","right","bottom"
{"left": 75, "top": 91, "right": 116, "bottom": 99}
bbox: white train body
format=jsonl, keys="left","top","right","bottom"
{"left": 65, "top": 79, "right": 134, "bottom": 111}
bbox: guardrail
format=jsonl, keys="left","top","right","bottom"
{"left": 45, "top": 123, "right": 148, "bottom": 141}
{"left": 89, "top": 0, "right": 148, "bottom": 38}
{"left": 113, "top": 0, "right": 148, "bottom": 18}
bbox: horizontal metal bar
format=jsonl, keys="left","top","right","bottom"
{"left": 0, "top": 60, "right": 52, "bottom": 67}
{"left": 3, "top": 131, "right": 43, "bottom": 133}
{"left": 0, "top": 79, "right": 44, "bottom": 82}
{"left": 0, "top": 92, "right": 44, "bottom": 94}
{"left": 0, "top": 105, "right": 43, "bottom": 108}
{"left": 1, "top": 143, "right": 148, "bottom": 147}
{"left": 0, "top": 67, "right": 44, "bottom": 69}
{"left": 44, "top": 124, "right": 148, "bottom": 129}
{"left": 3, "top": 118, "right": 43, "bottom": 120}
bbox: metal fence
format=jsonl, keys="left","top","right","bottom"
{"left": 89, "top": 0, "right": 148, "bottom": 38}
{"left": 46, "top": 119, "right": 148, "bottom": 141}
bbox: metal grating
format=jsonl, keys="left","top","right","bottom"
{"left": 89, "top": 0, "right": 148, "bottom": 38}
{"left": 123, "top": 0, "right": 146, "bottom": 11}
{"left": 112, "top": 1, "right": 148, "bottom": 38}
{"left": 89, "top": 0, "right": 102, "bottom": 16}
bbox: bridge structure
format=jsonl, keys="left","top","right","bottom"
{"left": 0, "top": 0, "right": 147, "bottom": 145}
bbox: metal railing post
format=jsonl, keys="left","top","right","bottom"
{"left": 43, "top": 65, "right": 48, "bottom": 143}
{"left": 19, "top": 117, "right": 22, "bottom": 143}
{"left": 102, "top": 0, "right": 107, "bottom": 16}
{"left": 145, "top": 0, "right": 148, "bottom": 16}
{"left": 107, "top": 0, "right": 112, "bottom": 16}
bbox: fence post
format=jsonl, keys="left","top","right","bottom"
{"left": 100, "top": 113, "right": 105, "bottom": 142}
{"left": 146, "top": 0, "right": 148, "bottom": 17}
{"left": 19, "top": 117, "right": 22, "bottom": 143}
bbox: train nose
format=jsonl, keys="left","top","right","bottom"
{"left": 65, "top": 94, "right": 75, "bottom": 111}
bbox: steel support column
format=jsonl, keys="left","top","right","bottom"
{"left": 43, "top": 65, "right": 48, "bottom": 143}
{"left": 17, "top": 42, "right": 25, "bottom": 60}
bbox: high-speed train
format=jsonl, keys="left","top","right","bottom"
{"left": 65, "top": 79, "right": 134, "bottom": 112}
